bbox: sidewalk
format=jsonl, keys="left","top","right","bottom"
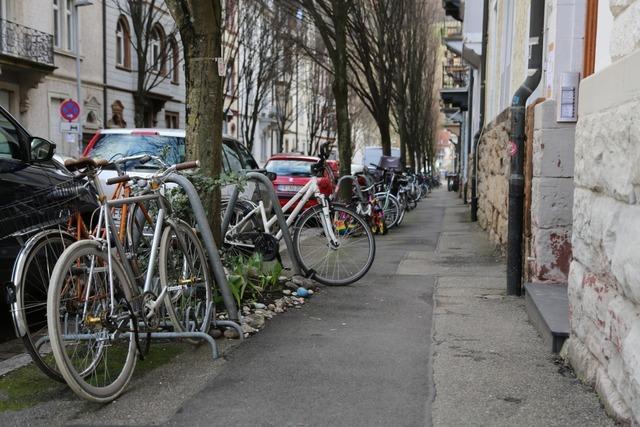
{"left": 423, "top": 191, "right": 612, "bottom": 426}
{"left": 0, "top": 189, "right": 613, "bottom": 426}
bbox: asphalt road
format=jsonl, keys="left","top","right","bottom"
{"left": 168, "top": 195, "right": 443, "bottom": 426}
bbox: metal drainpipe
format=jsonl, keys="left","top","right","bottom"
{"left": 102, "top": 0, "right": 107, "bottom": 129}
{"left": 506, "top": 0, "right": 545, "bottom": 296}
{"left": 470, "top": 0, "right": 489, "bottom": 222}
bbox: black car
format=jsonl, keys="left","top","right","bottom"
{"left": 0, "top": 106, "right": 95, "bottom": 340}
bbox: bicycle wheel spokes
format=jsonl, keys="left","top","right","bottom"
{"left": 160, "top": 221, "right": 213, "bottom": 338}
{"left": 17, "top": 232, "right": 72, "bottom": 381}
{"left": 48, "top": 241, "right": 136, "bottom": 402}
{"left": 294, "top": 205, "right": 375, "bottom": 286}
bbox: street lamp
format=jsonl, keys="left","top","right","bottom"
{"left": 74, "top": 0, "right": 93, "bottom": 156}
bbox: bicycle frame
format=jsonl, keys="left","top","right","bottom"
{"left": 225, "top": 176, "right": 340, "bottom": 249}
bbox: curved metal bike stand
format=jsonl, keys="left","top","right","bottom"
{"left": 37, "top": 332, "right": 219, "bottom": 360}
{"left": 221, "top": 171, "right": 302, "bottom": 276}
{"left": 165, "top": 174, "right": 243, "bottom": 341}
{"left": 333, "top": 175, "right": 366, "bottom": 204}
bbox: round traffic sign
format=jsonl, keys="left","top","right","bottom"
{"left": 60, "top": 99, "right": 80, "bottom": 122}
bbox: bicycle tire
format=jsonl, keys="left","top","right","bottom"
{"left": 293, "top": 204, "right": 375, "bottom": 286}
{"left": 47, "top": 240, "right": 137, "bottom": 403}
{"left": 11, "top": 229, "right": 74, "bottom": 382}
{"left": 375, "top": 192, "right": 401, "bottom": 228}
{"left": 159, "top": 220, "right": 213, "bottom": 340}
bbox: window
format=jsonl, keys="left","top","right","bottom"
{"left": 148, "top": 25, "right": 165, "bottom": 73}
{"left": 0, "top": 109, "right": 22, "bottom": 160}
{"left": 65, "top": 0, "right": 74, "bottom": 51}
{"left": 225, "top": 61, "right": 234, "bottom": 95}
{"left": 165, "top": 112, "right": 179, "bottom": 129}
{"left": 53, "top": 0, "right": 61, "bottom": 48}
{"left": 169, "top": 38, "right": 179, "bottom": 83}
{"left": 116, "top": 16, "right": 131, "bottom": 68}
{"left": 53, "top": 0, "right": 76, "bottom": 51}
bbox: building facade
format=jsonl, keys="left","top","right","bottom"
{"left": 0, "top": 0, "right": 104, "bottom": 157}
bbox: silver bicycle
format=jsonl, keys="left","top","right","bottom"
{"left": 46, "top": 156, "right": 212, "bottom": 402}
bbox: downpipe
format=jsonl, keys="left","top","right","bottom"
{"left": 506, "top": 0, "right": 545, "bottom": 296}
{"left": 470, "top": 0, "right": 489, "bottom": 222}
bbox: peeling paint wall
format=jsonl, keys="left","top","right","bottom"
{"left": 566, "top": 1, "right": 640, "bottom": 421}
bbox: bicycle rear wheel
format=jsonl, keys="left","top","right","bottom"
{"left": 47, "top": 240, "right": 137, "bottom": 403}
{"left": 12, "top": 229, "right": 73, "bottom": 382}
{"left": 159, "top": 220, "right": 213, "bottom": 339}
{"left": 293, "top": 204, "right": 375, "bottom": 286}
{"left": 375, "top": 192, "right": 401, "bottom": 228}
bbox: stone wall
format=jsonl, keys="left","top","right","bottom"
{"left": 528, "top": 100, "right": 575, "bottom": 282}
{"left": 476, "top": 110, "right": 510, "bottom": 252}
{"left": 566, "top": 47, "right": 640, "bottom": 423}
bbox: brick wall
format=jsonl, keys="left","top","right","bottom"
{"left": 476, "top": 109, "right": 510, "bottom": 253}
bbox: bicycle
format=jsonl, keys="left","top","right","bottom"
{"left": 46, "top": 156, "right": 211, "bottom": 402}
{"left": 224, "top": 144, "right": 376, "bottom": 286}
{"left": 8, "top": 157, "right": 156, "bottom": 382}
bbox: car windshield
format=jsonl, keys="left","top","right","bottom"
{"left": 89, "top": 134, "right": 185, "bottom": 169}
{"left": 266, "top": 159, "right": 314, "bottom": 177}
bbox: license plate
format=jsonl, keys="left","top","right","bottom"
{"left": 278, "top": 185, "right": 302, "bottom": 193}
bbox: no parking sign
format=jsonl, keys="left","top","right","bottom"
{"left": 60, "top": 99, "right": 80, "bottom": 122}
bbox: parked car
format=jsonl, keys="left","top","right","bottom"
{"left": 83, "top": 129, "right": 260, "bottom": 197}
{"left": 84, "top": 129, "right": 259, "bottom": 172}
{"left": 326, "top": 159, "right": 340, "bottom": 182}
{"left": 0, "top": 106, "right": 96, "bottom": 341}
{"left": 264, "top": 153, "right": 335, "bottom": 209}
{"left": 362, "top": 146, "right": 401, "bottom": 171}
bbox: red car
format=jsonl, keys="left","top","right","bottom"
{"left": 265, "top": 154, "right": 336, "bottom": 209}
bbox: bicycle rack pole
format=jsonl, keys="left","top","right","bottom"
{"left": 165, "top": 173, "right": 239, "bottom": 323}
{"left": 222, "top": 171, "right": 302, "bottom": 276}
{"left": 334, "top": 175, "right": 366, "bottom": 204}
{"left": 220, "top": 185, "right": 240, "bottom": 237}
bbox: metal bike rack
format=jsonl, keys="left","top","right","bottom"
{"left": 221, "top": 171, "right": 302, "bottom": 276}
{"left": 333, "top": 175, "right": 366, "bottom": 204}
{"left": 36, "top": 331, "right": 219, "bottom": 360}
{"left": 165, "top": 174, "right": 243, "bottom": 340}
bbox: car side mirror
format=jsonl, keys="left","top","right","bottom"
{"left": 265, "top": 171, "right": 277, "bottom": 182}
{"left": 30, "top": 137, "right": 55, "bottom": 162}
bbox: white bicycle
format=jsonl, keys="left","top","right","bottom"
{"left": 224, "top": 145, "right": 375, "bottom": 286}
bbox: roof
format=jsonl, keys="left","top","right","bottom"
{"left": 98, "top": 128, "right": 186, "bottom": 137}
{"left": 267, "top": 153, "right": 320, "bottom": 162}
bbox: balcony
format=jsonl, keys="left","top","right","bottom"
{"left": 442, "top": 0, "right": 463, "bottom": 22}
{"left": 0, "top": 19, "right": 55, "bottom": 69}
{"left": 441, "top": 20, "right": 462, "bottom": 41}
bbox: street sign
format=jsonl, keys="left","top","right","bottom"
{"left": 60, "top": 99, "right": 80, "bottom": 122}
{"left": 60, "top": 122, "right": 80, "bottom": 133}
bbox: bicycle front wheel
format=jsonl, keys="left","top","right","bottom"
{"left": 293, "top": 204, "right": 375, "bottom": 286}
{"left": 47, "top": 240, "right": 137, "bottom": 403}
{"left": 12, "top": 229, "right": 74, "bottom": 382}
{"left": 159, "top": 220, "right": 213, "bottom": 339}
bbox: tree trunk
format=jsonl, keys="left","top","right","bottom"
{"left": 333, "top": 2, "right": 352, "bottom": 182}
{"left": 167, "top": 0, "right": 223, "bottom": 243}
{"left": 379, "top": 115, "right": 392, "bottom": 157}
{"left": 133, "top": 93, "right": 146, "bottom": 127}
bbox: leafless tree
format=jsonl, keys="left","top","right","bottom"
{"left": 391, "top": 0, "right": 440, "bottom": 172}
{"left": 305, "top": 53, "right": 336, "bottom": 156}
{"left": 164, "top": 0, "right": 224, "bottom": 240}
{"left": 113, "top": 0, "right": 182, "bottom": 127}
{"left": 237, "top": 1, "right": 279, "bottom": 152}
{"left": 285, "top": 0, "right": 355, "bottom": 180}
{"left": 345, "top": 0, "right": 400, "bottom": 156}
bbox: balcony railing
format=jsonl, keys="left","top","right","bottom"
{"left": 442, "top": 63, "right": 468, "bottom": 89}
{"left": 441, "top": 19, "right": 462, "bottom": 39}
{"left": 0, "top": 19, "right": 54, "bottom": 67}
